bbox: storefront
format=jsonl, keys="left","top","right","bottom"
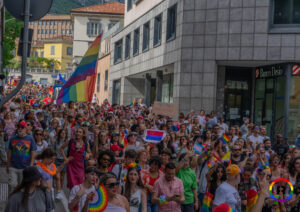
{"left": 224, "top": 63, "right": 300, "bottom": 143}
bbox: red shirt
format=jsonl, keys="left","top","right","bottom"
{"left": 143, "top": 173, "right": 160, "bottom": 193}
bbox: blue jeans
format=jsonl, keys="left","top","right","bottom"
{"left": 147, "top": 193, "right": 158, "bottom": 212}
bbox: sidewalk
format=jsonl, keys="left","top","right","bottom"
{"left": 0, "top": 167, "right": 68, "bottom": 211}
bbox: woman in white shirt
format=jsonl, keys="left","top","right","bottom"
{"left": 124, "top": 165, "right": 147, "bottom": 212}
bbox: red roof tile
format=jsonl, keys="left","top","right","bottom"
{"left": 71, "top": 2, "right": 124, "bottom": 15}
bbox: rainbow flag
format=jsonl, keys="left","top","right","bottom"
{"left": 144, "top": 129, "right": 166, "bottom": 143}
{"left": 120, "top": 132, "right": 128, "bottom": 148}
{"left": 57, "top": 34, "right": 102, "bottom": 105}
{"left": 220, "top": 134, "right": 230, "bottom": 144}
{"left": 202, "top": 192, "right": 213, "bottom": 212}
{"left": 246, "top": 189, "right": 258, "bottom": 212}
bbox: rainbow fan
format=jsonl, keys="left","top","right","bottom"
{"left": 89, "top": 184, "right": 108, "bottom": 212}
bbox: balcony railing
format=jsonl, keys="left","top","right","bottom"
{"left": 4, "top": 68, "right": 59, "bottom": 74}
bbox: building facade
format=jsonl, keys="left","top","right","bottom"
{"left": 110, "top": 0, "right": 300, "bottom": 142}
{"left": 95, "top": 22, "right": 123, "bottom": 104}
{"left": 70, "top": 2, "right": 124, "bottom": 68}
{"left": 29, "top": 15, "right": 73, "bottom": 43}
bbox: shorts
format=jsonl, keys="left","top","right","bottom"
{"left": 55, "top": 158, "right": 66, "bottom": 172}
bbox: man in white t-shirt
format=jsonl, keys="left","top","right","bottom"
{"left": 248, "top": 126, "right": 264, "bottom": 148}
{"left": 68, "top": 166, "right": 98, "bottom": 212}
{"left": 213, "top": 164, "right": 242, "bottom": 212}
{"left": 92, "top": 94, "right": 99, "bottom": 104}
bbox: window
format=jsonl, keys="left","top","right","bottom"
{"left": 41, "top": 29, "right": 44, "bottom": 34}
{"left": 46, "top": 29, "right": 49, "bottom": 34}
{"left": 38, "top": 29, "right": 40, "bottom": 34}
{"left": 35, "top": 51, "right": 38, "bottom": 57}
{"left": 133, "top": 28, "right": 140, "bottom": 56}
{"left": 47, "top": 21, "right": 50, "bottom": 25}
{"left": 273, "top": 0, "right": 300, "bottom": 24}
{"left": 62, "top": 30, "right": 65, "bottom": 35}
{"left": 66, "top": 30, "right": 69, "bottom": 35}
{"left": 127, "top": 0, "right": 133, "bottom": 11}
{"left": 67, "top": 47, "right": 72, "bottom": 56}
{"left": 54, "top": 21, "right": 57, "bottom": 25}
{"left": 54, "top": 30, "right": 57, "bottom": 34}
{"left": 51, "top": 46, "right": 55, "bottom": 55}
{"left": 42, "top": 21, "right": 46, "bottom": 26}
{"left": 38, "top": 21, "right": 41, "bottom": 25}
{"left": 143, "top": 22, "right": 150, "bottom": 51}
{"left": 108, "top": 21, "right": 118, "bottom": 29}
{"left": 166, "top": 4, "right": 177, "bottom": 41}
{"left": 114, "top": 39, "right": 123, "bottom": 64}
{"left": 97, "top": 73, "right": 100, "bottom": 92}
{"left": 104, "top": 70, "right": 108, "bottom": 91}
{"left": 50, "top": 21, "right": 53, "bottom": 25}
{"left": 69, "top": 29, "right": 73, "bottom": 34}
{"left": 154, "top": 14, "right": 162, "bottom": 46}
{"left": 87, "top": 21, "right": 102, "bottom": 36}
{"left": 50, "top": 29, "right": 52, "bottom": 34}
{"left": 41, "top": 51, "right": 44, "bottom": 57}
{"left": 125, "top": 33, "right": 131, "bottom": 59}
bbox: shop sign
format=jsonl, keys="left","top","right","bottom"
{"left": 256, "top": 65, "right": 284, "bottom": 78}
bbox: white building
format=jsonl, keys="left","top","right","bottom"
{"left": 71, "top": 2, "right": 124, "bottom": 67}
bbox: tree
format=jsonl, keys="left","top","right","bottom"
{"left": 3, "top": 11, "right": 23, "bottom": 68}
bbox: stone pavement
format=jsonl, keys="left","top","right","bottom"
{"left": 0, "top": 167, "right": 68, "bottom": 212}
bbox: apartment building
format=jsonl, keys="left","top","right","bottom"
{"left": 110, "top": 0, "right": 300, "bottom": 142}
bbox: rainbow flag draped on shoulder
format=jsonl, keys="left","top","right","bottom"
{"left": 57, "top": 34, "right": 102, "bottom": 105}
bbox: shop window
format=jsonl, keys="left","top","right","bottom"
{"left": 288, "top": 76, "right": 300, "bottom": 142}
{"left": 166, "top": 4, "right": 177, "bottom": 41}
{"left": 143, "top": 22, "right": 150, "bottom": 51}
{"left": 114, "top": 39, "right": 123, "bottom": 64}
{"left": 133, "top": 28, "right": 140, "bottom": 56}
{"left": 125, "top": 33, "right": 131, "bottom": 59}
{"left": 154, "top": 14, "right": 162, "bottom": 47}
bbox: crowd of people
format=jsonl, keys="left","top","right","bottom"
{"left": 1, "top": 84, "right": 300, "bottom": 212}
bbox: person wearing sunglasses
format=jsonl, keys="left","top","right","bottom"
{"left": 68, "top": 166, "right": 98, "bottom": 212}
{"left": 100, "top": 173, "right": 129, "bottom": 212}
{"left": 34, "top": 128, "right": 48, "bottom": 157}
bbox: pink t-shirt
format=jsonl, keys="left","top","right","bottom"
{"left": 153, "top": 176, "right": 184, "bottom": 212}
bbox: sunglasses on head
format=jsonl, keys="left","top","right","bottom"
{"left": 106, "top": 182, "right": 119, "bottom": 188}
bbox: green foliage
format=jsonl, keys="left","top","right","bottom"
{"left": 27, "top": 57, "right": 60, "bottom": 70}
{"left": 49, "top": 0, "right": 111, "bottom": 14}
{"left": 3, "top": 11, "right": 23, "bottom": 68}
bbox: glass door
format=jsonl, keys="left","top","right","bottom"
{"left": 264, "top": 79, "right": 275, "bottom": 137}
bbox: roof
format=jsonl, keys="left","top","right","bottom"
{"left": 71, "top": 2, "right": 124, "bottom": 15}
{"left": 40, "top": 14, "right": 71, "bottom": 20}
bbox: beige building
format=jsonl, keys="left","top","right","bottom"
{"left": 29, "top": 14, "right": 73, "bottom": 43}
{"left": 95, "top": 22, "right": 123, "bottom": 104}
{"left": 70, "top": 2, "right": 124, "bottom": 67}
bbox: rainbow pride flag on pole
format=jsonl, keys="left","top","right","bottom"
{"left": 144, "top": 129, "right": 166, "bottom": 143}
{"left": 57, "top": 34, "right": 102, "bottom": 105}
{"left": 220, "top": 134, "right": 230, "bottom": 144}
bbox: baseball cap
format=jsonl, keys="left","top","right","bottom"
{"left": 226, "top": 164, "right": 241, "bottom": 176}
{"left": 18, "top": 121, "right": 28, "bottom": 128}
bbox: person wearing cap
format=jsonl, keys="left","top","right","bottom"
{"left": 68, "top": 166, "right": 98, "bottom": 212}
{"left": 6, "top": 120, "right": 37, "bottom": 193}
{"left": 248, "top": 125, "right": 264, "bottom": 148}
{"left": 110, "top": 144, "right": 123, "bottom": 157}
{"left": 5, "top": 166, "right": 54, "bottom": 212}
{"left": 213, "top": 164, "right": 241, "bottom": 211}
{"left": 125, "top": 131, "right": 139, "bottom": 151}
